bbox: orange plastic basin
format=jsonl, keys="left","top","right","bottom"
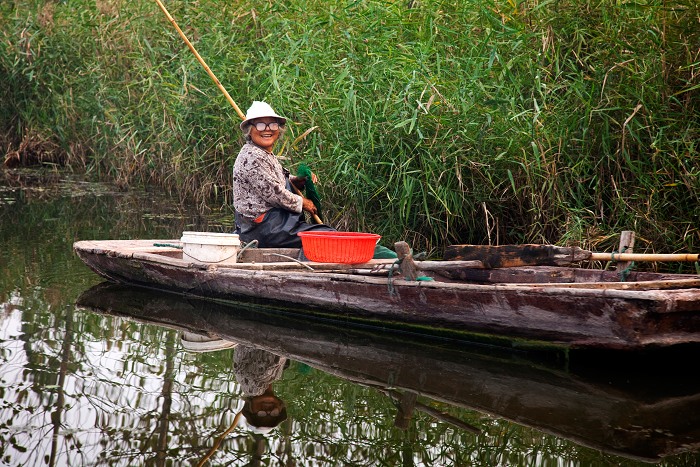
{"left": 297, "top": 231, "right": 380, "bottom": 263}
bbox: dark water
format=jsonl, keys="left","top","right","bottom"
{"left": 1, "top": 169, "right": 699, "bottom": 466}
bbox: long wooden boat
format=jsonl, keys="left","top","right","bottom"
{"left": 76, "top": 282, "right": 700, "bottom": 462}
{"left": 73, "top": 239, "right": 700, "bottom": 351}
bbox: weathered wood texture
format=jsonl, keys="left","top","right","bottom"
{"left": 395, "top": 241, "right": 418, "bottom": 280}
{"left": 73, "top": 240, "right": 700, "bottom": 350}
{"left": 444, "top": 244, "right": 591, "bottom": 267}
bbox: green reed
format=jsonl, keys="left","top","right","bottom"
{"left": 1, "top": 0, "right": 698, "bottom": 261}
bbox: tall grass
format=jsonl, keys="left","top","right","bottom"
{"left": 1, "top": 0, "right": 698, "bottom": 261}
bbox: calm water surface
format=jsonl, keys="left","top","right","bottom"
{"left": 1, "top": 169, "right": 699, "bottom": 466}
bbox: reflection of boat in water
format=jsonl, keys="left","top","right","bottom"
{"left": 76, "top": 282, "right": 700, "bottom": 463}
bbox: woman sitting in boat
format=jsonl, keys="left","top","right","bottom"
{"left": 232, "top": 100, "right": 335, "bottom": 248}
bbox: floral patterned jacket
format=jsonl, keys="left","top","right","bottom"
{"left": 232, "top": 142, "right": 302, "bottom": 221}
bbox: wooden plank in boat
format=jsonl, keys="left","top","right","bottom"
{"left": 513, "top": 278, "right": 700, "bottom": 290}
{"left": 444, "top": 244, "right": 591, "bottom": 268}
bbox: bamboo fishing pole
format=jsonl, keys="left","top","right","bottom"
{"left": 590, "top": 252, "right": 699, "bottom": 262}
{"left": 154, "top": 0, "right": 245, "bottom": 120}
{"left": 154, "top": 0, "right": 324, "bottom": 224}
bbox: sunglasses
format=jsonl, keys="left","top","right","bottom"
{"left": 256, "top": 408, "right": 281, "bottom": 417}
{"left": 251, "top": 121, "right": 282, "bottom": 132}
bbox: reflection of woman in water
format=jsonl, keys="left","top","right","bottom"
{"left": 182, "top": 333, "right": 290, "bottom": 467}
{"left": 234, "top": 345, "right": 288, "bottom": 433}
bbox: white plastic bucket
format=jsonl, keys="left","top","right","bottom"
{"left": 180, "top": 231, "right": 240, "bottom": 265}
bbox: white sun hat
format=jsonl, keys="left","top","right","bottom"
{"left": 240, "top": 101, "right": 287, "bottom": 130}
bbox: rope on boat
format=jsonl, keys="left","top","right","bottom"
{"left": 387, "top": 258, "right": 401, "bottom": 296}
{"left": 153, "top": 243, "right": 183, "bottom": 249}
{"left": 268, "top": 253, "right": 315, "bottom": 271}
{"left": 618, "top": 261, "right": 635, "bottom": 282}
{"left": 236, "top": 240, "right": 314, "bottom": 270}
{"left": 387, "top": 255, "right": 434, "bottom": 296}
{"left": 612, "top": 245, "right": 633, "bottom": 282}
{"left": 183, "top": 249, "right": 239, "bottom": 264}
{"left": 236, "top": 239, "right": 258, "bottom": 261}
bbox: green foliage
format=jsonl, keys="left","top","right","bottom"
{"left": 1, "top": 0, "right": 698, "bottom": 262}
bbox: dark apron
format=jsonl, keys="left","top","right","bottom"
{"left": 234, "top": 181, "right": 335, "bottom": 248}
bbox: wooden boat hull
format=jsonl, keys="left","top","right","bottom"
{"left": 73, "top": 239, "right": 700, "bottom": 350}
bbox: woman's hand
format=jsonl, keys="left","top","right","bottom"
{"left": 291, "top": 172, "right": 319, "bottom": 191}
{"left": 291, "top": 175, "right": 306, "bottom": 191}
{"left": 302, "top": 197, "right": 318, "bottom": 215}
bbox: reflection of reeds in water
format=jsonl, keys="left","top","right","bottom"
{"left": 2, "top": 1, "right": 697, "bottom": 260}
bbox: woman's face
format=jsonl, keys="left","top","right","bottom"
{"left": 249, "top": 117, "right": 281, "bottom": 152}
